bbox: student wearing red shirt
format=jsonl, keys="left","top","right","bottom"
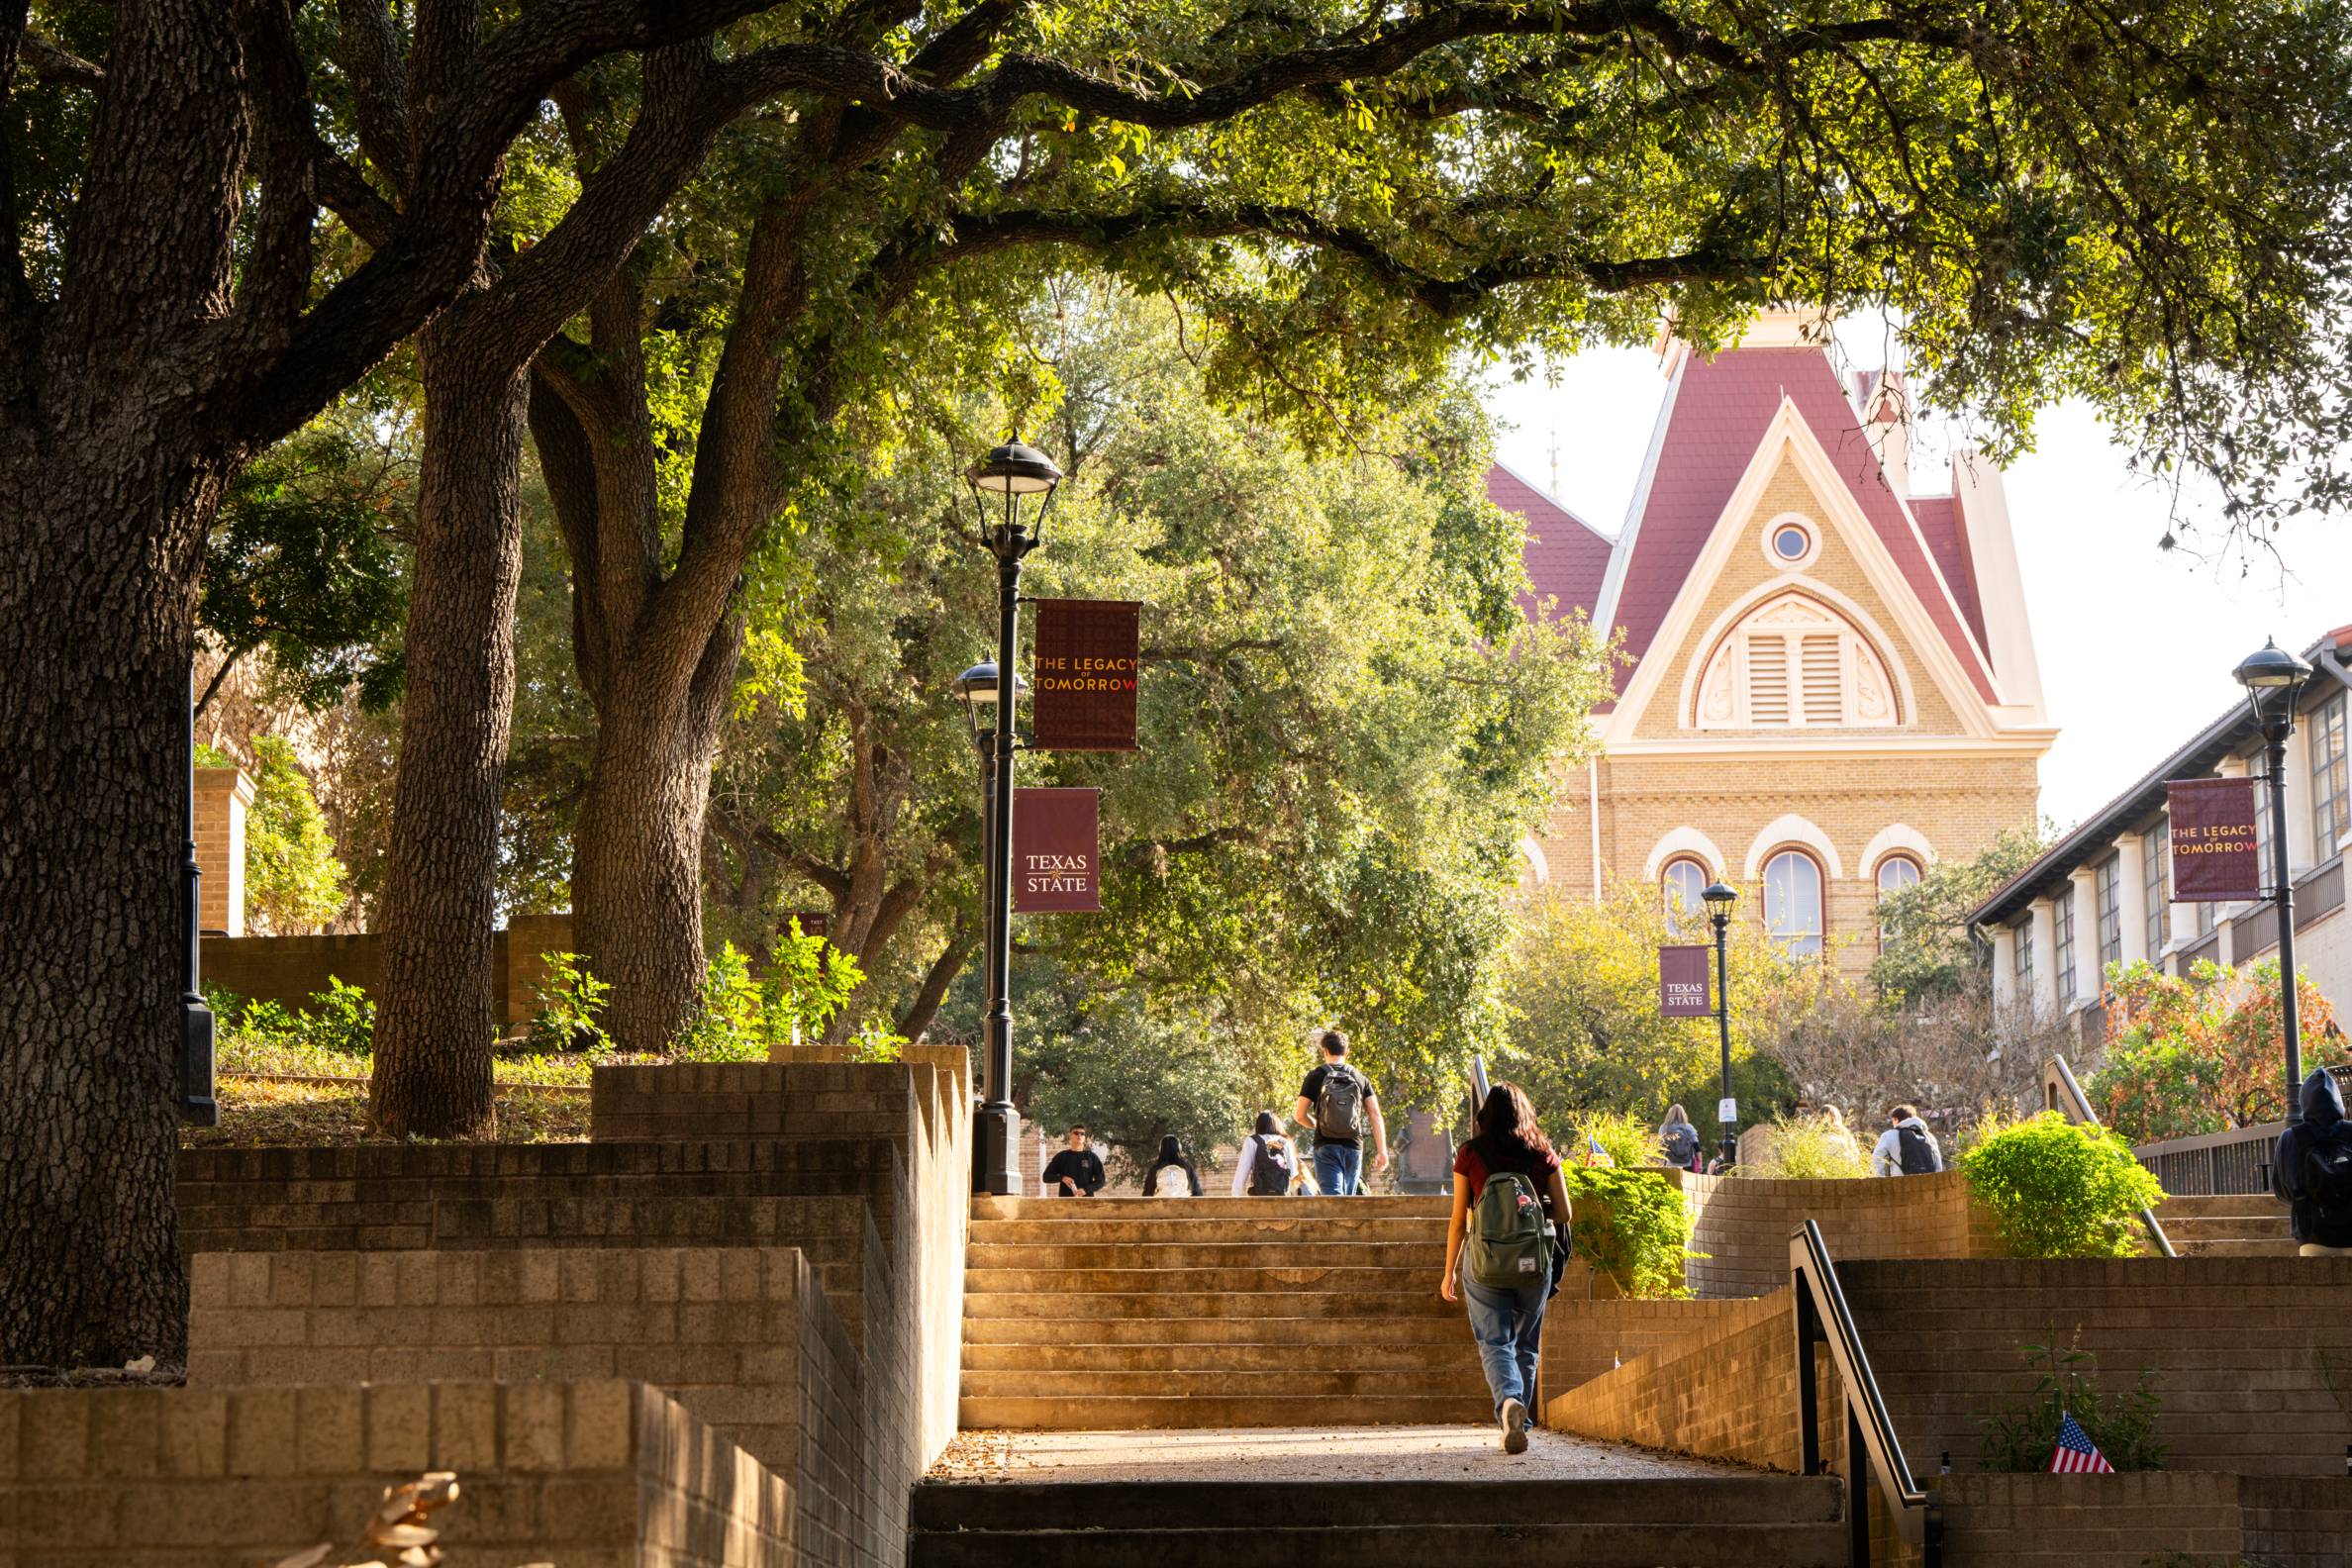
{"left": 1439, "top": 1083, "right": 1572, "bottom": 1453}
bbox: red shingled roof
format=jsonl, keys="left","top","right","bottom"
{"left": 1606, "top": 346, "right": 1996, "bottom": 702}
{"left": 1908, "top": 494, "right": 1987, "bottom": 651}
{"left": 1487, "top": 462, "right": 1612, "bottom": 621}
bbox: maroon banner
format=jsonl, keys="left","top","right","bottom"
{"left": 1013, "top": 788, "right": 1101, "bottom": 913}
{"left": 2168, "top": 777, "right": 2262, "bottom": 902}
{"left": 1659, "top": 944, "right": 1713, "bottom": 1017}
{"left": 1032, "top": 599, "right": 1140, "bottom": 751}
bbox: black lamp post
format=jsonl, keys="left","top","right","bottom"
{"left": 180, "top": 666, "right": 219, "bottom": 1126}
{"left": 1702, "top": 879, "right": 1739, "bottom": 1170}
{"left": 2233, "top": 637, "right": 2313, "bottom": 1126}
{"left": 960, "top": 440, "right": 1062, "bottom": 1195}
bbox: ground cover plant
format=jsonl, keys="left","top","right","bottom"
{"left": 1980, "top": 1337, "right": 2166, "bottom": 1473}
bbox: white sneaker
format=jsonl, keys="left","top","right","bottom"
{"left": 1500, "top": 1398, "right": 1528, "bottom": 1454}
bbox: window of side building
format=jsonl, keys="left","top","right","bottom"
{"left": 1874, "top": 853, "right": 1921, "bottom": 951}
{"left": 2095, "top": 853, "right": 2123, "bottom": 972}
{"left": 1764, "top": 848, "right": 1824, "bottom": 957}
{"left": 2316, "top": 687, "right": 2349, "bottom": 861}
{"left": 2011, "top": 915, "right": 2033, "bottom": 995}
{"left": 1662, "top": 856, "right": 1709, "bottom": 936}
{"left": 2142, "top": 819, "right": 2169, "bottom": 958}
{"left": 2054, "top": 887, "right": 2077, "bottom": 1005}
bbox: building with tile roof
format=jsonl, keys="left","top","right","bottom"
{"left": 1497, "top": 309, "right": 2056, "bottom": 978}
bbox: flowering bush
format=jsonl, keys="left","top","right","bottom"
{"left": 2093, "top": 959, "right": 2340, "bottom": 1142}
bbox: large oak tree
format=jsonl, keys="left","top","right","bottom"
{"left": 513, "top": 0, "right": 2352, "bottom": 1062}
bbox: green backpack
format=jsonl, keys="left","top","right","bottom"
{"left": 1464, "top": 1170, "right": 1550, "bottom": 1289}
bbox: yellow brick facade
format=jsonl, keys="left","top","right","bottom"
{"left": 1529, "top": 418, "right": 2049, "bottom": 981}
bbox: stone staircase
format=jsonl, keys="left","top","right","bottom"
{"left": 909, "top": 1474, "right": 1850, "bottom": 1566}
{"left": 961, "top": 1196, "right": 1494, "bottom": 1426}
{"left": 2152, "top": 1193, "right": 2298, "bottom": 1257}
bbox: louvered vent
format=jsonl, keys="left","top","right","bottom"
{"left": 1800, "top": 635, "right": 1842, "bottom": 724}
{"left": 1748, "top": 637, "right": 1790, "bottom": 724}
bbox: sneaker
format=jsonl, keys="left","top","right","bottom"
{"left": 1500, "top": 1398, "right": 1528, "bottom": 1454}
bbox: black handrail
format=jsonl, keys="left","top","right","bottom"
{"left": 2043, "top": 1055, "right": 2177, "bottom": 1257}
{"left": 1790, "top": 1220, "right": 1941, "bottom": 1568}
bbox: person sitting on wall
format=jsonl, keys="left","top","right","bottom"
{"left": 1042, "top": 1125, "right": 1106, "bottom": 1197}
{"left": 1871, "top": 1105, "right": 1943, "bottom": 1177}
{"left": 2273, "top": 1067, "right": 2352, "bottom": 1257}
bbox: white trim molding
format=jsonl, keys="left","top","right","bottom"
{"left": 1517, "top": 834, "right": 1552, "bottom": 889}
{"left": 1643, "top": 827, "right": 1732, "bottom": 884}
{"left": 1860, "top": 824, "right": 1937, "bottom": 874}
{"left": 1742, "top": 814, "right": 1846, "bottom": 880}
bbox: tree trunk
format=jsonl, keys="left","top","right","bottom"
{"left": 367, "top": 323, "right": 527, "bottom": 1138}
{"left": 0, "top": 449, "right": 218, "bottom": 1366}
{"left": 569, "top": 613, "right": 743, "bottom": 1052}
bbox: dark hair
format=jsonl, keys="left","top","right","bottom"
{"left": 1253, "top": 1110, "right": 1280, "bottom": 1136}
{"left": 1475, "top": 1083, "right": 1555, "bottom": 1165}
{"left": 1319, "top": 1029, "right": 1348, "bottom": 1056}
{"left": 1888, "top": 1105, "right": 1916, "bottom": 1124}
{"left": 1155, "top": 1134, "right": 1185, "bottom": 1166}
{"left": 1067, "top": 1125, "right": 1087, "bottom": 1136}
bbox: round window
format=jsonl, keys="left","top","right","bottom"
{"left": 1773, "top": 524, "right": 1812, "bottom": 561}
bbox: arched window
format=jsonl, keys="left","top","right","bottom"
{"left": 1875, "top": 854, "right": 1922, "bottom": 951}
{"left": 1694, "top": 591, "right": 1900, "bottom": 729}
{"left": 1764, "top": 849, "right": 1824, "bottom": 956}
{"left": 1662, "top": 857, "right": 1709, "bottom": 935}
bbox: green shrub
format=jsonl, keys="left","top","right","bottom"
{"left": 1961, "top": 1112, "right": 2165, "bottom": 1258}
{"left": 244, "top": 735, "right": 348, "bottom": 933}
{"left": 671, "top": 927, "right": 869, "bottom": 1062}
{"left": 1979, "top": 1337, "right": 2165, "bottom": 1472}
{"left": 526, "top": 951, "right": 612, "bottom": 1055}
{"left": 1749, "top": 1112, "right": 1870, "bottom": 1180}
{"left": 1570, "top": 1108, "right": 1666, "bottom": 1169}
{"left": 215, "top": 976, "right": 375, "bottom": 1076}
{"left": 1566, "top": 1166, "right": 1694, "bottom": 1299}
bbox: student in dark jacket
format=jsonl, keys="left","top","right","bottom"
{"left": 1041, "top": 1126, "right": 1106, "bottom": 1197}
{"left": 1142, "top": 1134, "right": 1204, "bottom": 1197}
{"left": 2273, "top": 1068, "right": 2352, "bottom": 1255}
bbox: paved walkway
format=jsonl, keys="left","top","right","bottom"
{"left": 931, "top": 1425, "right": 1754, "bottom": 1484}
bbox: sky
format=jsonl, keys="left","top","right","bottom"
{"left": 1478, "top": 327, "right": 2352, "bottom": 831}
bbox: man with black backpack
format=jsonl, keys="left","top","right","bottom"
{"left": 1295, "top": 1029, "right": 1389, "bottom": 1197}
{"left": 1871, "top": 1104, "right": 1943, "bottom": 1177}
{"left": 2273, "top": 1068, "right": 2352, "bottom": 1256}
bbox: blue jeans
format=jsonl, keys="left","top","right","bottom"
{"left": 1313, "top": 1143, "right": 1363, "bottom": 1196}
{"left": 1464, "top": 1277, "right": 1548, "bottom": 1419}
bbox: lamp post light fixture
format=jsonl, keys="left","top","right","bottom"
{"left": 179, "top": 666, "right": 218, "bottom": 1126}
{"left": 962, "top": 441, "right": 1062, "bottom": 1195}
{"left": 1702, "top": 879, "right": 1739, "bottom": 1171}
{"left": 2233, "top": 637, "right": 2314, "bottom": 1125}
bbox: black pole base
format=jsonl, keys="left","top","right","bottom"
{"left": 973, "top": 1102, "right": 1024, "bottom": 1195}
{"left": 178, "top": 998, "right": 219, "bottom": 1127}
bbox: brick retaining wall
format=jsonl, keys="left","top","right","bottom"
{"left": 1673, "top": 1169, "right": 1993, "bottom": 1297}
{"left": 1843, "top": 1256, "right": 2352, "bottom": 1478}
{"left": 0, "top": 1380, "right": 790, "bottom": 1567}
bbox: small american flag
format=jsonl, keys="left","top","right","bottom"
{"left": 1582, "top": 1135, "right": 1615, "bottom": 1168}
{"left": 2048, "top": 1412, "right": 2114, "bottom": 1474}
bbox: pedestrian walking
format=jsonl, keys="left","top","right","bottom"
{"left": 1142, "top": 1134, "right": 1205, "bottom": 1197}
{"left": 2273, "top": 1068, "right": 2352, "bottom": 1256}
{"left": 1230, "top": 1111, "right": 1301, "bottom": 1197}
{"left": 1041, "top": 1125, "right": 1106, "bottom": 1197}
{"left": 1440, "top": 1082, "right": 1572, "bottom": 1454}
{"left": 1871, "top": 1104, "right": 1943, "bottom": 1177}
{"left": 1657, "top": 1104, "right": 1702, "bottom": 1170}
{"left": 1295, "top": 1029, "right": 1388, "bottom": 1196}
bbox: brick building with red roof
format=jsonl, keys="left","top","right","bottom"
{"left": 1496, "top": 309, "right": 2056, "bottom": 978}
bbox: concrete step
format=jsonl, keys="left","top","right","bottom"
{"left": 968, "top": 1240, "right": 1438, "bottom": 1270}
{"left": 2172, "top": 1236, "right": 2303, "bottom": 1257}
{"left": 972, "top": 1217, "right": 1447, "bottom": 1245}
{"left": 965, "top": 1290, "right": 1458, "bottom": 1322}
{"left": 2153, "top": 1195, "right": 2288, "bottom": 1219}
{"left": 964, "top": 1315, "right": 1474, "bottom": 1346}
{"left": 960, "top": 1367, "right": 1496, "bottom": 1401}
{"left": 912, "top": 1478, "right": 1848, "bottom": 1565}
{"left": 955, "top": 1393, "right": 1494, "bottom": 1429}
{"left": 964, "top": 1264, "right": 1432, "bottom": 1296}
{"left": 962, "top": 1339, "right": 1473, "bottom": 1372}
{"left": 977, "top": 1196, "right": 1446, "bottom": 1222}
